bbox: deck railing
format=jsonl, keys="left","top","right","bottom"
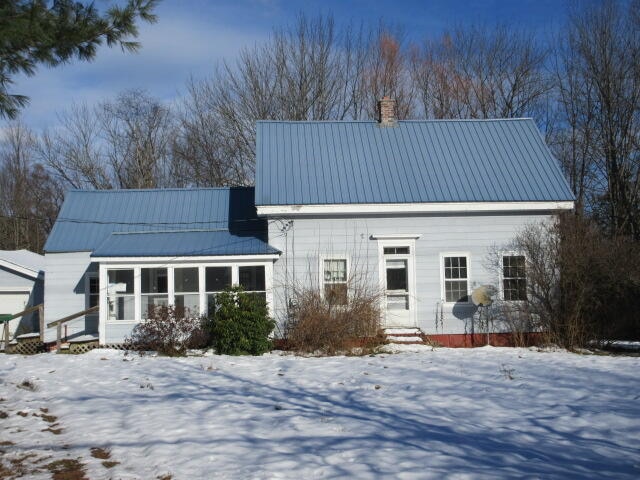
{"left": 0, "top": 304, "right": 44, "bottom": 347}
{"left": 46, "top": 305, "right": 99, "bottom": 349}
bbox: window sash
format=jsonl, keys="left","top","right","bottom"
{"left": 322, "top": 259, "right": 348, "bottom": 305}
{"left": 174, "top": 267, "right": 199, "bottom": 294}
{"left": 205, "top": 266, "right": 232, "bottom": 293}
{"left": 443, "top": 256, "right": 469, "bottom": 302}
{"left": 88, "top": 276, "right": 99, "bottom": 308}
{"left": 502, "top": 255, "right": 527, "bottom": 301}
{"left": 141, "top": 268, "right": 168, "bottom": 294}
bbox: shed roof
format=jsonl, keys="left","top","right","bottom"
{"left": 45, "top": 187, "right": 274, "bottom": 256}
{"left": 0, "top": 249, "right": 45, "bottom": 277}
{"left": 255, "top": 119, "right": 574, "bottom": 206}
{"left": 91, "top": 230, "right": 279, "bottom": 258}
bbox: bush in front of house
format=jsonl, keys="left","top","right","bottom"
{"left": 283, "top": 274, "right": 384, "bottom": 355}
{"left": 206, "top": 286, "right": 275, "bottom": 355}
{"left": 126, "top": 305, "right": 208, "bottom": 356}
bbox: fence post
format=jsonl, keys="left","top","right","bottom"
{"left": 3, "top": 321, "right": 8, "bottom": 350}
{"left": 56, "top": 323, "right": 61, "bottom": 351}
{"left": 38, "top": 305, "right": 44, "bottom": 343}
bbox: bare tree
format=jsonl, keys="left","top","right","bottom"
{"left": 178, "top": 14, "right": 411, "bottom": 185}
{"left": 364, "top": 26, "right": 416, "bottom": 119}
{"left": 38, "top": 89, "right": 180, "bottom": 191}
{"left": 555, "top": 0, "right": 640, "bottom": 238}
{"left": 100, "top": 89, "right": 177, "bottom": 189}
{"left": 0, "top": 123, "right": 62, "bottom": 252}
{"left": 411, "top": 24, "right": 550, "bottom": 121}
{"left": 38, "top": 104, "right": 113, "bottom": 189}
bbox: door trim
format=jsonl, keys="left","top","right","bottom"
{"left": 376, "top": 237, "right": 418, "bottom": 327}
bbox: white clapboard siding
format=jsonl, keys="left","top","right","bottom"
{"left": 268, "top": 212, "right": 554, "bottom": 335}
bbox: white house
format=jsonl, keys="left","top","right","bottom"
{"left": 43, "top": 98, "right": 574, "bottom": 347}
{"left": 255, "top": 99, "right": 574, "bottom": 346}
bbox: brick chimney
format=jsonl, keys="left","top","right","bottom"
{"left": 378, "top": 96, "right": 397, "bottom": 126}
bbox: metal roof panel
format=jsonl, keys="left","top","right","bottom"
{"left": 255, "top": 119, "right": 575, "bottom": 206}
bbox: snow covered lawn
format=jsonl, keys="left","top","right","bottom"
{"left": 0, "top": 347, "right": 639, "bottom": 479}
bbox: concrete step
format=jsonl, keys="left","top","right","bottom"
{"left": 383, "top": 327, "right": 426, "bottom": 344}
{"left": 386, "top": 335, "right": 424, "bottom": 343}
{"left": 383, "top": 328, "right": 422, "bottom": 336}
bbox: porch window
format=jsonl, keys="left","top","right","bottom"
{"left": 141, "top": 268, "right": 168, "bottom": 318}
{"left": 239, "top": 266, "right": 266, "bottom": 303}
{"left": 502, "top": 255, "right": 527, "bottom": 301}
{"left": 206, "top": 266, "right": 232, "bottom": 313}
{"left": 174, "top": 267, "right": 200, "bottom": 315}
{"left": 443, "top": 256, "right": 469, "bottom": 303}
{"left": 107, "top": 269, "right": 134, "bottom": 321}
{"left": 323, "top": 259, "right": 348, "bottom": 305}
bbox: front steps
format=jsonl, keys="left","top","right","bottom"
{"left": 383, "top": 328, "right": 426, "bottom": 344}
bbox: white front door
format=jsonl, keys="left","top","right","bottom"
{"left": 379, "top": 244, "right": 416, "bottom": 327}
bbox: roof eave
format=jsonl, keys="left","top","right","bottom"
{"left": 256, "top": 200, "right": 575, "bottom": 217}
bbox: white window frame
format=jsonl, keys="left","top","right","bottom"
{"left": 140, "top": 267, "right": 170, "bottom": 320}
{"left": 440, "top": 252, "right": 472, "bottom": 305}
{"left": 104, "top": 267, "right": 137, "bottom": 324}
{"left": 376, "top": 237, "right": 418, "bottom": 327}
{"left": 500, "top": 252, "right": 528, "bottom": 302}
{"left": 85, "top": 272, "right": 99, "bottom": 310}
{"left": 319, "top": 255, "right": 350, "bottom": 303}
{"left": 98, "top": 258, "right": 274, "bottom": 344}
{"left": 172, "top": 266, "right": 201, "bottom": 314}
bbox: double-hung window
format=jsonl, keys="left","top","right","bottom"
{"left": 141, "top": 268, "right": 168, "bottom": 318}
{"left": 323, "top": 259, "right": 348, "bottom": 305}
{"left": 88, "top": 275, "right": 99, "bottom": 308}
{"left": 502, "top": 255, "right": 527, "bottom": 301}
{"left": 443, "top": 255, "right": 469, "bottom": 303}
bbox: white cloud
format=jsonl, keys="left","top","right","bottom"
{"left": 10, "top": 6, "right": 269, "bottom": 130}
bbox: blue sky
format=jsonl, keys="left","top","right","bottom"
{"left": 12, "top": 0, "right": 567, "bottom": 130}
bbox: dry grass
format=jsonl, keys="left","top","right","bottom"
{"left": 45, "top": 459, "right": 87, "bottom": 480}
{"left": 89, "top": 447, "right": 110, "bottom": 460}
{"left": 284, "top": 275, "right": 383, "bottom": 355}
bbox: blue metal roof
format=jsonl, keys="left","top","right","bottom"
{"left": 255, "top": 119, "right": 575, "bottom": 206}
{"left": 45, "top": 187, "right": 274, "bottom": 255}
{"left": 91, "top": 230, "right": 279, "bottom": 257}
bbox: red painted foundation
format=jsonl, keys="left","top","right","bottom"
{"left": 423, "top": 332, "right": 544, "bottom": 348}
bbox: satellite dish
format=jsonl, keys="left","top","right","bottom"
{"left": 471, "top": 285, "right": 497, "bottom": 307}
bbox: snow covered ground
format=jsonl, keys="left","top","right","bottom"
{"left": 0, "top": 346, "right": 639, "bottom": 479}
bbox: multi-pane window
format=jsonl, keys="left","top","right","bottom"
{"left": 239, "top": 266, "right": 266, "bottom": 303}
{"left": 141, "top": 268, "right": 168, "bottom": 318}
{"left": 443, "top": 256, "right": 469, "bottom": 303}
{"left": 323, "top": 259, "right": 348, "bottom": 305}
{"left": 107, "top": 269, "right": 134, "bottom": 320}
{"left": 102, "top": 264, "right": 270, "bottom": 322}
{"left": 206, "top": 266, "right": 232, "bottom": 313}
{"left": 383, "top": 246, "right": 410, "bottom": 255}
{"left": 502, "top": 255, "right": 527, "bottom": 301}
{"left": 174, "top": 267, "right": 199, "bottom": 315}
{"left": 88, "top": 276, "right": 99, "bottom": 308}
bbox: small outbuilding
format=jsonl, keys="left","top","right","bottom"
{"left": 0, "top": 249, "right": 45, "bottom": 338}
